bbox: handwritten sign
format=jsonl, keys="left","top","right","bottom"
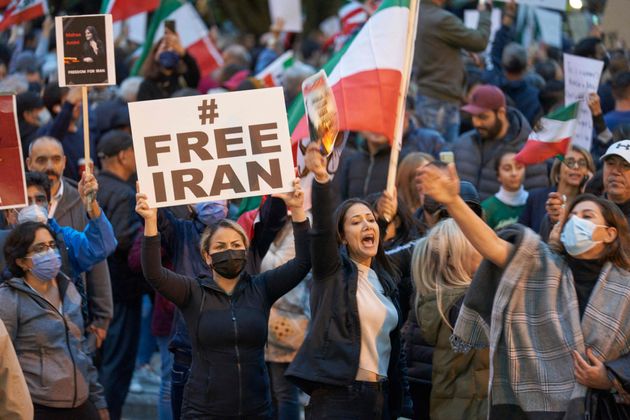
{"left": 564, "top": 53, "right": 604, "bottom": 150}
{"left": 129, "top": 87, "right": 296, "bottom": 208}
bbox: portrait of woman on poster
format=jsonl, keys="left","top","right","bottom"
{"left": 82, "top": 25, "right": 105, "bottom": 66}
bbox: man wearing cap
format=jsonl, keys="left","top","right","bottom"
{"left": 453, "top": 84, "right": 548, "bottom": 201}
{"left": 601, "top": 139, "right": 630, "bottom": 224}
{"left": 414, "top": 0, "right": 491, "bottom": 143}
{"left": 95, "top": 129, "right": 146, "bottom": 420}
{"left": 16, "top": 91, "right": 50, "bottom": 158}
{"left": 26, "top": 136, "right": 114, "bottom": 348}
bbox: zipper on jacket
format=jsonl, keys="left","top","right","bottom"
{"left": 229, "top": 296, "right": 243, "bottom": 416}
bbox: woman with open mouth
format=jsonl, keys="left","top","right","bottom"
{"left": 287, "top": 143, "right": 406, "bottom": 419}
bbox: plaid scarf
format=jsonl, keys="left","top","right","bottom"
{"left": 451, "top": 225, "right": 630, "bottom": 418}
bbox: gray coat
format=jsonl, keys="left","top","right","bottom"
{"left": 55, "top": 178, "right": 113, "bottom": 331}
{"left": 415, "top": 2, "right": 491, "bottom": 103}
{"left": 453, "top": 108, "right": 549, "bottom": 201}
{"left": 0, "top": 275, "right": 107, "bottom": 409}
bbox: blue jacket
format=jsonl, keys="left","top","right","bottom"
{"left": 49, "top": 212, "right": 117, "bottom": 279}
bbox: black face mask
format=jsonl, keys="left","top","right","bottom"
{"left": 210, "top": 249, "right": 247, "bottom": 279}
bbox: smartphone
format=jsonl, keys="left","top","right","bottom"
{"left": 165, "top": 19, "right": 176, "bottom": 34}
{"left": 439, "top": 151, "right": 454, "bottom": 164}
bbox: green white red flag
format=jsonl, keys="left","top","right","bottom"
{"left": 131, "top": 0, "right": 223, "bottom": 78}
{"left": 515, "top": 102, "right": 579, "bottom": 165}
{"left": 100, "top": 0, "right": 158, "bottom": 22}
{"left": 0, "top": 0, "right": 47, "bottom": 32}
{"left": 255, "top": 50, "right": 294, "bottom": 88}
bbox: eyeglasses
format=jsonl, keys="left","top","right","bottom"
{"left": 28, "top": 241, "right": 58, "bottom": 255}
{"left": 562, "top": 158, "right": 588, "bottom": 169}
{"left": 27, "top": 194, "right": 48, "bottom": 206}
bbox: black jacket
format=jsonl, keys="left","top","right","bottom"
{"left": 335, "top": 141, "right": 391, "bottom": 201}
{"left": 286, "top": 180, "right": 405, "bottom": 417}
{"left": 141, "top": 220, "right": 310, "bottom": 418}
{"left": 96, "top": 171, "right": 146, "bottom": 302}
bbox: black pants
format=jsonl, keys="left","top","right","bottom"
{"left": 409, "top": 382, "right": 431, "bottom": 420}
{"left": 306, "top": 381, "right": 389, "bottom": 420}
{"left": 171, "top": 352, "right": 191, "bottom": 420}
{"left": 34, "top": 400, "right": 99, "bottom": 420}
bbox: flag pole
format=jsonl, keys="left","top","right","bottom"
{"left": 386, "top": 0, "right": 420, "bottom": 195}
{"left": 82, "top": 85, "right": 90, "bottom": 176}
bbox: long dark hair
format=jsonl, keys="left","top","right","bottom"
{"left": 561, "top": 194, "right": 630, "bottom": 270}
{"left": 3, "top": 222, "right": 57, "bottom": 277}
{"left": 85, "top": 26, "right": 102, "bottom": 43}
{"left": 334, "top": 198, "right": 400, "bottom": 294}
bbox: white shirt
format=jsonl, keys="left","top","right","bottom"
{"left": 354, "top": 260, "right": 398, "bottom": 377}
{"left": 48, "top": 180, "right": 64, "bottom": 219}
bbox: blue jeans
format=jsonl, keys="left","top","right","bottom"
{"left": 136, "top": 295, "right": 157, "bottom": 367}
{"left": 268, "top": 362, "right": 300, "bottom": 420}
{"left": 98, "top": 299, "right": 142, "bottom": 420}
{"left": 415, "top": 94, "right": 461, "bottom": 144}
{"left": 170, "top": 352, "right": 190, "bottom": 420}
{"left": 306, "top": 381, "right": 389, "bottom": 420}
{"left": 157, "top": 336, "right": 174, "bottom": 420}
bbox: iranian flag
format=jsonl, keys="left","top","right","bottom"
{"left": 131, "top": 0, "right": 223, "bottom": 78}
{"left": 100, "top": 0, "right": 158, "bottom": 22}
{"left": 289, "top": 0, "right": 414, "bottom": 146}
{"left": 515, "top": 102, "right": 579, "bottom": 165}
{"left": 0, "top": 0, "right": 47, "bottom": 32}
{"left": 255, "top": 50, "right": 294, "bottom": 87}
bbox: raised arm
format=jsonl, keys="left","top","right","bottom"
{"left": 304, "top": 143, "right": 342, "bottom": 279}
{"left": 263, "top": 179, "right": 311, "bottom": 303}
{"left": 418, "top": 163, "right": 512, "bottom": 267}
{"left": 136, "top": 187, "right": 194, "bottom": 307}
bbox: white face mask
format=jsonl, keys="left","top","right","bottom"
{"left": 17, "top": 204, "right": 49, "bottom": 224}
{"left": 560, "top": 215, "right": 605, "bottom": 257}
{"left": 37, "top": 108, "right": 51, "bottom": 126}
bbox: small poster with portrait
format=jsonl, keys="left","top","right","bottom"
{"left": 55, "top": 14, "right": 116, "bottom": 87}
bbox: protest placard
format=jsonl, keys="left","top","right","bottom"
{"left": 0, "top": 96, "right": 27, "bottom": 210}
{"left": 564, "top": 53, "right": 604, "bottom": 150}
{"left": 56, "top": 14, "right": 116, "bottom": 86}
{"left": 302, "top": 70, "right": 339, "bottom": 157}
{"left": 129, "top": 87, "right": 296, "bottom": 208}
{"left": 464, "top": 8, "right": 502, "bottom": 67}
{"left": 494, "top": 0, "right": 566, "bottom": 12}
{"left": 269, "top": 0, "right": 303, "bottom": 33}
{"left": 535, "top": 8, "right": 562, "bottom": 48}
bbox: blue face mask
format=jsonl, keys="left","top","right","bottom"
{"left": 195, "top": 202, "right": 224, "bottom": 226}
{"left": 158, "top": 51, "right": 180, "bottom": 69}
{"left": 29, "top": 248, "right": 62, "bottom": 281}
{"left": 560, "top": 216, "right": 604, "bottom": 257}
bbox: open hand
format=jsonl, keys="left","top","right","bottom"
{"left": 135, "top": 183, "right": 157, "bottom": 221}
{"left": 416, "top": 163, "right": 460, "bottom": 206}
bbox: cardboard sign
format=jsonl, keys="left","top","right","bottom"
{"left": 129, "top": 87, "right": 296, "bottom": 208}
{"left": 564, "top": 53, "right": 604, "bottom": 151}
{"left": 494, "top": 0, "right": 566, "bottom": 12}
{"left": 56, "top": 14, "right": 116, "bottom": 87}
{"left": 0, "top": 95, "right": 27, "bottom": 210}
{"left": 535, "top": 8, "right": 562, "bottom": 48}
{"left": 302, "top": 70, "right": 339, "bottom": 156}
{"left": 269, "top": 0, "right": 303, "bottom": 33}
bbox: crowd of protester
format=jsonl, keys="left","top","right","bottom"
{"left": 2, "top": 0, "right": 630, "bottom": 419}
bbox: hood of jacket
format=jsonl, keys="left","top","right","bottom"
{"left": 418, "top": 288, "right": 467, "bottom": 346}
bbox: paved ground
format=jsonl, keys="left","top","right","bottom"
{"left": 121, "top": 354, "right": 160, "bottom": 420}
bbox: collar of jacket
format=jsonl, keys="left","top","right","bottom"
{"left": 5, "top": 271, "right": 72, "bottom": 303}
{"left": 198, "top": 272, "right": 252, "bottom": 298}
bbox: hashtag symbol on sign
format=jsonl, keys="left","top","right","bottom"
{"left": 197, "top": 99, "right": 219, "bottom": 125}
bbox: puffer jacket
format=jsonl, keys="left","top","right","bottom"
{"left": 417, "top": 288, "right": 488, "bottom": 420}
{"left": 0, "top": 274, "right": 107, "bottom": 409}
{"left": 453, "top": 107, "right": 549, "bottom": 201}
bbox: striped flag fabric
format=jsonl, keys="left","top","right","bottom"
{"left": 131, "top": 0, "right": 223, "bottom": 78}
{"left": 255, "top": 50, "right": 294, "bottom": 88}
{"left": 100, "top": 0, "right": 159, "bottom": 22}
{"left": 289, "top": 0, "right": 411, "bottom": 146}
{"left": 0, "top": 0, "right": 47, "bottom": 31}
{"left": 515, "top": 102, "right": 579, "bottom": 165}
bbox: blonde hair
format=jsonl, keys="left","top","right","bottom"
{"left": 396, "top": 152, "right": 434, "bottom": 212}
{"left": 549, "top": 145, "right": 595, "bottom": 185}
{"left": 199, "top": 219, "right": 249, "bottom": 257}
{"left": 412, "top": 219, "right": 475, "bottom": 330}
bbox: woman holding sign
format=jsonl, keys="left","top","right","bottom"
{"left": 286, "top": 144, "right": 406, "bottom": 419}
{"left": 136, "top": 179, "right": 310, "bottom": 419}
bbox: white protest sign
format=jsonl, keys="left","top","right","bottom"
{"left": 56, "top": 14, "right": 116, "bottom": 87}
{"left": 564, "top": 53, "right": 604, "bottom": 150}
{"left": 113, "top": 12, "right": 147, "bottom": 45}
{"left": 129, "top": 87, "right": 296, "bottom": 208}
{"left": 464, "top": 8, "right": 502, "bottom": 68}
{"left": 269, "top": 0, "right": 303, "bottom": 33}
{"left": 535, "top": 8, "right": 562, "bottom": 48}
{"left": 494, "top": 0, "right": 566, "bottom": 12}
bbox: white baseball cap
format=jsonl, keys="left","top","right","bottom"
{"left": 601, "top": 139, "right": 630, "bottom": 164}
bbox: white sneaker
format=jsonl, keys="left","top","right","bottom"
{"left": 136, "top": 364, "right": 161, "bottom": 385}
{"left": 129, "top": 378, "right": 143, "bottom": 394}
